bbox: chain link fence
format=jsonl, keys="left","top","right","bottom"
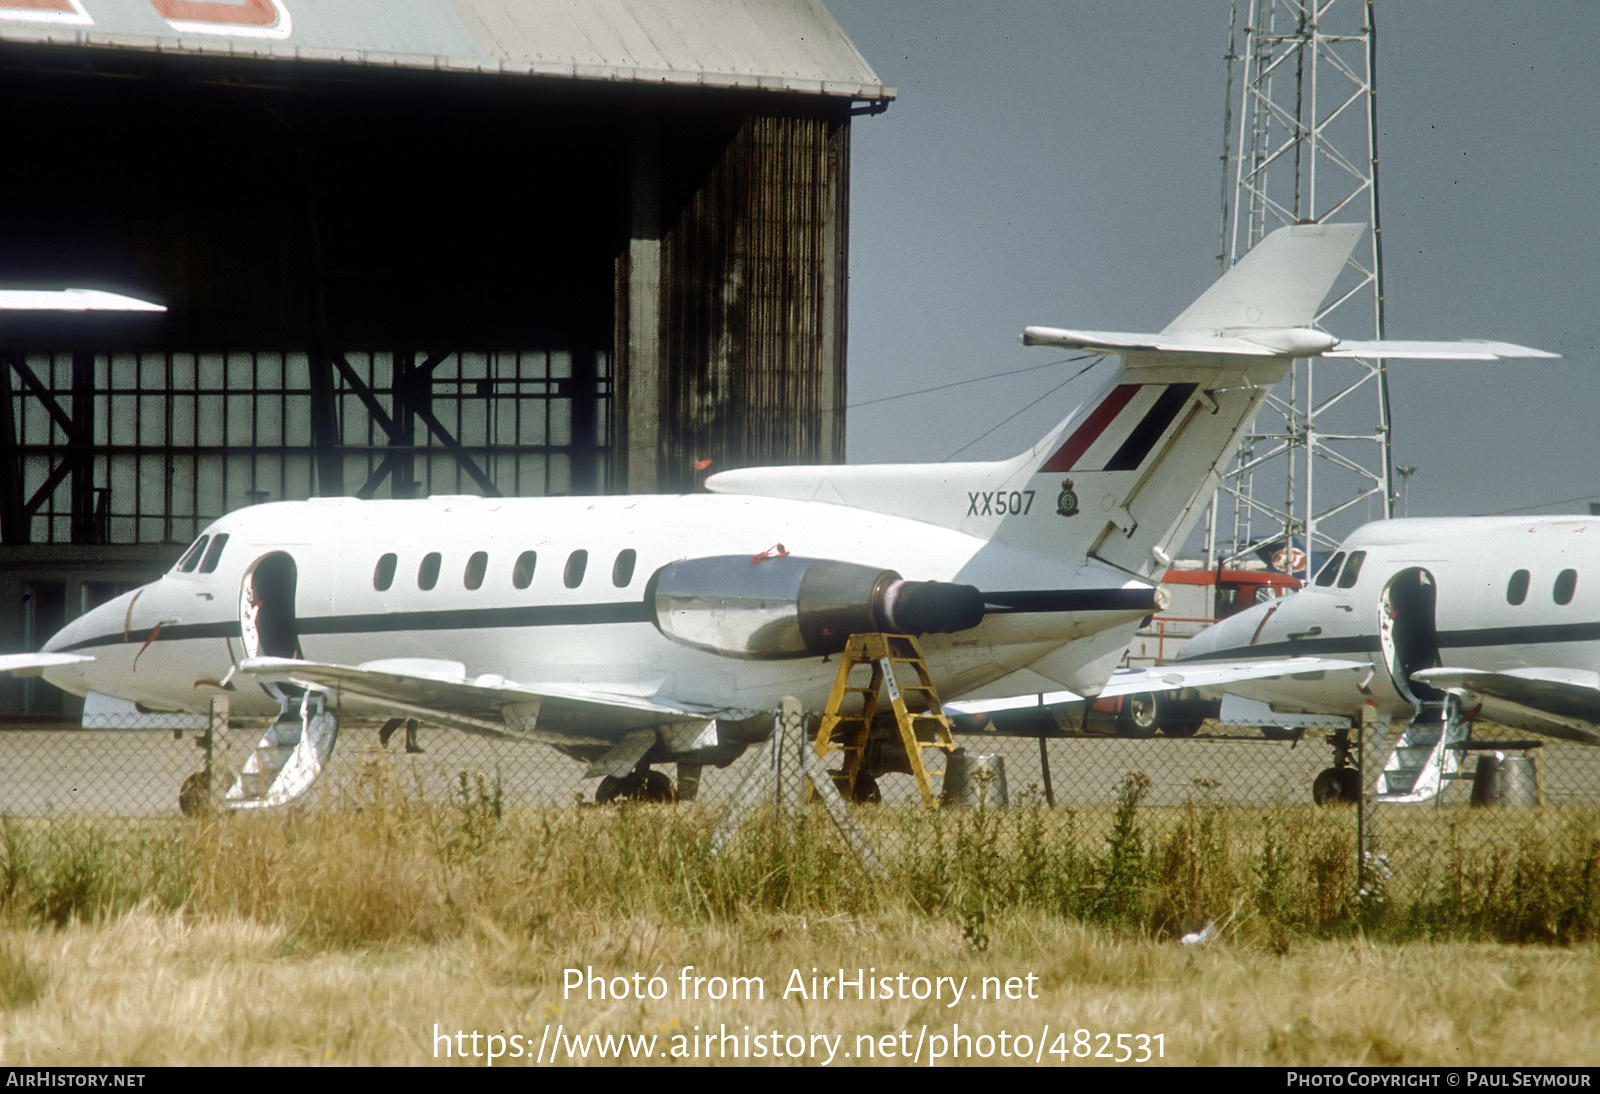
{"left": 2, "top": 712, "right": 1595, "bottom": 858}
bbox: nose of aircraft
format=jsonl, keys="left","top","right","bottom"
{"left": 1179, "top": 599, "right": 1274, "bottom": 661}
{"left": 42, "top": 587, "right": 141, "bottom": 655}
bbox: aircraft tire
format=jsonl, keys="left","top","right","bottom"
{"left": 178, "top": 771, "right": 212, "bottom": 817}
{"left": 639, "top": 769, "right": 675, "bottom": 803}
{"left": 830, "top": 771, "right": 882, "bottom": 804}
{"left": 1116, "top": 694, "right": 1161, "bottom": 738}
{"left": 1312, "top": 767, "right": 1361, "bottom": 805}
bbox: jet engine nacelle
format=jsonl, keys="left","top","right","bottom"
{"left": 648, "top": 555, "right": 985, "bottom": 659}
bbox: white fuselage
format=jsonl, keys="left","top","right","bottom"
{"left": 41, "top": 493, "right": 1151, "bottom": 724}
{"left": 1180, "top": 516, "right": 1600, "bottom": 721}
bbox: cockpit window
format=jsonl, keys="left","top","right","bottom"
{"left": 1336, "top": 551, "right": 1366, "bottom": 589}
{"left": 1314, "top": 552, "right": 1346, "bottom": 587}
{"left": 176, "top": 535, "right": 209, "bottom": 573}
{"left": 198, "top": 534, "right": 229, "bottom": 574}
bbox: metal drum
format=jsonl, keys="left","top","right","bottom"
{"left": 941, "top": 752, "right": 1008, "bottom": 810}
{"left": 1470, "top": 754, "right": 1540, "bottom": 808}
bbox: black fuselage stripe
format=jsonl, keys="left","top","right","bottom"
{"left": 58, "top": 588, "right": 1122, "bottom": 655}
{"left": 59, "top": 601, "right": 655, "bottom": 653}
{"left": 1185, "top": 620, "right": 1600, "bottom": 664}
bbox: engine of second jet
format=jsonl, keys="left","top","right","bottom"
{"left": 648, "top": 555, "right": 985, "bottom": 659}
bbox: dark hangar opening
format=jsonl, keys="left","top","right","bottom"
{"left": 0, "top": 3, "right": 893, "bottom": 715}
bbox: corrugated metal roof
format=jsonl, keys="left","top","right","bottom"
{"left": 0, "top": 0, "right": 894, "bottom": 101}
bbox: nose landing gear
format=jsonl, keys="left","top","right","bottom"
{"left": 1312, "top": 725, "right": 1362, "bottom": 804}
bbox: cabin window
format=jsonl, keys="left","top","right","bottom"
{"left": 1336, "top": 551, "right": 1365, "bottom": 589}
{"left": 198, "top": 534, "right": 229, "bottom": 574}
{"left": 513, "top": 551, "right": 537, "bottom": 590}
{"left": 176, "top": 535, "right": 209, "bottom": 573}
{"left": 464, "top": 551, "right": 488, "bottom": 591}
{"left": 374, "top": 553, "right": 397, "bottom": 592}
{"left": 1506, "top": 569, "right": 1530, "bottom": 605}
{"left": 418, "top": 552, "right": 441, "bottom": 591}
{"left": 1554, "top": 569, "right": 1578, "bottom": 606}
{"left": 1314, "top": 552, "right": 1345, "bottom": 587}
{"left": 564, "top": 550, "right": 588, "bottom": 589}
{"left": 612, "top": 549, "right": 637, "bottom": 588}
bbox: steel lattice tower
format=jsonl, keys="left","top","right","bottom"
{"left": 1206, "top": 0, "right": 1391, "bottom": 578}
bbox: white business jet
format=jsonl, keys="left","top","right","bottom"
{"left": 1150, "top": 515, "right": 1600, "bottom": 803}
{"left": 0, "top": 225, "right": 1552, "bottom": 809}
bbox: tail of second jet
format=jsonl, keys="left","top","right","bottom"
{"left": 708, "top": 222, "right": 1553, "bottom": 577}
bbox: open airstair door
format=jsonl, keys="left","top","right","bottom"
{"left": 239, "top": 552, "right": 300, "bottom": 662}
{"left": 1376, "top": 568, "right": 1466, "bottom": 802}
{"left": 1378, "top": 568, "right": 1444, "bottom": 706}
{"left": 226, "top": 551, "right": 337, "bottom": 810}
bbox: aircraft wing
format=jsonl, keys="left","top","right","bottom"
{"left": 0, "top": 652, "right": 93, "bottom": 677}
{"left": 1095, "top": 657, "right": 1370, "bottom": 697}
{"left": 1412, "top": 667, "right": 1600, "bottom": 746}
{"left": 946, "top": 656, "right": 1366, "bottom": 716}
{"left": 237, "top": 656, "right": 732, "bottom": 747}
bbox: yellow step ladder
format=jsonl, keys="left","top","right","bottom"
{"left": 810, "top": 633, "right": 957, "bottom": 805}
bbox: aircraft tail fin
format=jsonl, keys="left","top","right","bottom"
{"left": 712, "top": 224, "right": 1361, "bottom": 572}
{"left": 711, "top": 223, "right": 1549, "bottom": 579}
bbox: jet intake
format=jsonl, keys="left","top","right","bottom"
{"left": 649, "top": 556, "right": 985, "bottom": 659}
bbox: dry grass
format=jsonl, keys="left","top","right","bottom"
{"left": 0, "top": 767, "right": 1592, "bottom": 1065}
{"left": 0, "top": 911, "right": 1594, "bottom": 1066}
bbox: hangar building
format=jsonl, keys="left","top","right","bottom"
{"left": 0, "top": 0, "right": 893, "bottom": 714}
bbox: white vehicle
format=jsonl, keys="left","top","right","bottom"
{"left": 1170, "top": 516, "right": 1600, "bottom": 802}
{"left": 0, "top": 224, "right": 1552, "bottom": 808}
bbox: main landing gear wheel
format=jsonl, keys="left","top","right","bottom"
{"left": 595, "top": 769, "right": 676, "bottom": 804}
{"left": 1312, "top": 767, "right": 1362, "bottom": 805}
{"left": 829, "top": 772, "right": 882, "bottom": 804}
{"left": 178, "top": 771, "right": 212, "bottom": 817}
{"left": 1116, "top": 694, "right": 1160, "bottom": 738}
{"left": 1159, "top": 717, "right": 1204, "bottom": 738}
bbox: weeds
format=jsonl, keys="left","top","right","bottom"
{"left": 0, "top": 777, "right": 1588, "bottom": 946}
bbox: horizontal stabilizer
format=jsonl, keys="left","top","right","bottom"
{"left": 1021, "top": 326, "right": 1336, "bottom": 359}
{"left": 1325, "top": 339, "right": 1559, "bottom": 360}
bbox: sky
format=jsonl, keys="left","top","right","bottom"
{"left": 823, "top": 1, "right": 1600, "bottom": 545}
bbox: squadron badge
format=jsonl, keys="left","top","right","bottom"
{"left": 1056, "top": 479, "right": 1080, "bottom": 518}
